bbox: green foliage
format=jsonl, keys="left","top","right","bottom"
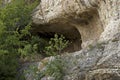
{"left": 112, "top": 38, "right": 119, "bottom": 42}
{"left": 0, "top": 20, "right": 5, "bottom": 36}
{"left": 88, "top": 44, "right": 94, "bottom": 50}
{"left": 31, "top": 56, "right": 65, "bottom": 80}
{"left": 0, "top": 0, "right": 68, "bottom": 80}
{"left": 0, "top": 0, "right": 38, "bottom": 29}
{"left": 0, "top": 54, "right": 18, "bottom": 80}
{"left": 0, "top": 0, "right": 39, "bottom": 80}
{"left": 45, "top": 34, "right": 69, "bottom": 56}
{"left": 45, "top": 57, "right": 65, "bottom": 80}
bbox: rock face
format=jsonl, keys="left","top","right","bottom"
{"left": 32, "top": 0, "right": 120, "bottom": 50}
{"left": 65, "top": 40, "right": 120, "bottom": 80}
{"left": 29, "top": 0, "right": 120, "bottom": 80}
{"left": 25, "top": 40, "right": 120, "bottom": 80}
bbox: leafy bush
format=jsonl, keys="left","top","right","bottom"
{"left": 44, "top": 57, "right": 65, "bottom": 80}
{"left": 45, "top": 34, "right": 69, "bottom": 56}
{"left": 0, "top": 0, "right": 39, "bottom": 80}
{"left": 0, "top": 0, "right": 69, "bottom": 80}
{"left": 30, "top": 56, "right": 65, "bottom": 80}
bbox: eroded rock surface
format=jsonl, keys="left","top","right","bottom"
{"left": 24, "top": 39, "right": 120, "bottom": 80}
{"left": 32, "top": 0, "right": 120, "bottom": 49}
{"left": 28, "top": 41, "right": 120, "bottom": 79}
{"left": 28, "top": 0, "right": 120, "bottom": 80}
{"left": 32, "top": 0, "right": 103, "bottom": 49}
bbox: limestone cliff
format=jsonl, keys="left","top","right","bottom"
{"left": 26, "top": 0, "right": 120, "bottom": 80}
{"left": 32, "top": 0, "right": 120, "bottom": 49}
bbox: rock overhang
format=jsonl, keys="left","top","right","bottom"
{"left": 32, "top": 0, "right": 120, "bottom": 51}
{"left": 25, "top": 0, "right": 120, "bottom": 80}
{"left": 32, "top": 9, "right": 103, "bottom": 50}
{"left": 32, "top": 21, "right": 82, "bottom": 52}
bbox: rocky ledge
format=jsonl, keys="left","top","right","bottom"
{"left": 24, "top": 0, "right": 120, "bottom": 80}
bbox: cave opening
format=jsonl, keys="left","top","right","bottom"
{"left": 32, "top": 9, "right": 104, "bottom": 53}
{"left": 32, "top": 23, "right": 82, "bottom": 53}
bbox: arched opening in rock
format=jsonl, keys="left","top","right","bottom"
{"left": 32, "top": 23, "right": 82, "bottom": 53}
{"left": 72, "top": 9, "right": 104, "bottom": 48}
{"left": 32, "top": 9, "right": 104, "bottom": 53}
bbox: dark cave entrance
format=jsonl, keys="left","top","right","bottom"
{"left": 32, "top": 23, "right": 82, "bottom": 53}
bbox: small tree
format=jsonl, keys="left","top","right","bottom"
{"left": 0, "top": 0, "right": 39, "bottom": 80}
{"left": 45, "top": 34, "right": 69, "bottom": 56}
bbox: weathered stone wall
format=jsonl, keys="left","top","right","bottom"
{"left": 98, "top": 0, "right": 120, "bottom": 42}
{"left": 25, "top": 40, "right": 120, "bottom": 80}
{"left": 23, "top": 0, "right": 120, "bottom": 80}
{"left": 32, "top": 0, "right": 120, "bottom": 50}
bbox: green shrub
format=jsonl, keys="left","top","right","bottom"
{"left": 45, "top": 57, "right": 65, "bottom": 80}
{"left": 0, "top": 0, "right": 68, "bottom": 80}
{"left": 45, "top": 34, "right": 69, "bottom": 56}
{"left": 0, "top": 49, "right": 19, "bottom": 80}
{"left": 31, "top": 56, "right": 65, "bottom": 80}
{"left": 0, "top": 0, "right": 39, "bottom": 80}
